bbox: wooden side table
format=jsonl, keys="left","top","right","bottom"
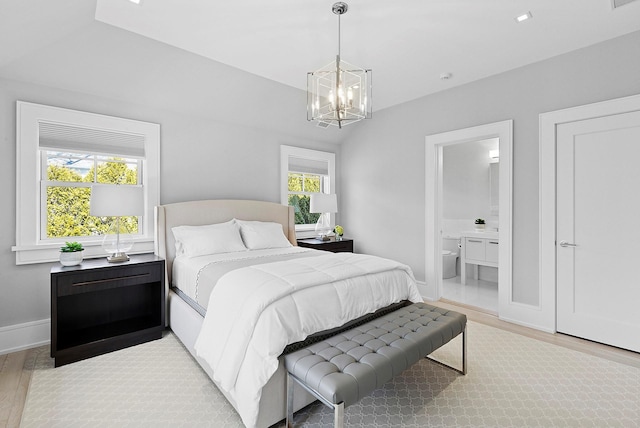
{"left": 297, "top": 238, "right": 354, "bottom": 253}
{"left": 50, "top": 254, "right": 165, "bottom": 367}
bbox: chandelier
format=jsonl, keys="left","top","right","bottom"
{"left": 307, "top": 2, "right": 372, "bottom": 129}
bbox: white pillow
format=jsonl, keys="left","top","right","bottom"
{"left": 172, "top": 220, "right": 247, "bottom": 257}
{"left": 235, "top": 219, "right": 292, "bottom": 250}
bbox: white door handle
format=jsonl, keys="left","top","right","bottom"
{"left": 559, "top": 240, "right": 577, "bottom": 247}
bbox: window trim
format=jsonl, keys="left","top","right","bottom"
{"left": 12, "top": 101, "right": 160, "bottom": 265}
{"left": 280, "top": 145, "right": 335, "bottom": 238}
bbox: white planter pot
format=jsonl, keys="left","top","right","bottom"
{"left": 474, "top": 224, "right": 485, "bottom": 231}
{"left": 60, "top": 250, "right": 84, "bottom": 266}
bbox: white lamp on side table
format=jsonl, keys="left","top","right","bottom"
{"left": 90, "top": 184, "right": 144, "bottom": 263}
{"left": 310, "top": 193, "right": 338, "bottom": 241}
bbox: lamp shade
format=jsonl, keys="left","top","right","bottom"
{"left": 310, "top": 193, "right": 338, "bottom": 214}
{"left": 90, "top": 185, "right": 144, "bottom": 217}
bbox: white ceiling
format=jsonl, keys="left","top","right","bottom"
{"left": 94, "top": 0, "right": 640, "bottom": 111}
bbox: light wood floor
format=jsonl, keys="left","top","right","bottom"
{"left": 2, "top": 301, "right": 639, "bottom": 428}
{"left": 0, "top": 348, "right": 40, "bottom": 428}
{"left": 436, "top": 299, "right": 640, "bottom": 368}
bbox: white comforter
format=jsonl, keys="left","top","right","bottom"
{"left": 193, "top": 251, "right": 422, "bottom": 428}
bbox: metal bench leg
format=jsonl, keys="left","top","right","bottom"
{"left": 286, "top": 373, "right": 294, "bottom": 428}
{"left": 462, "top": 324, "right": 467, "bottom": 375}
{"left": 426, "top": 325, "right": 467, "bottom": 375}
{"left": 333, "top": 402, "right": 344, "bottom": 428}
{"left": 286, "top": 371, "right": 345, "bottom": 428}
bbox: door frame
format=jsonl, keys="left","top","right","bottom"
{"left": 540, "top": 93, "right": 640, "bottom": 333}
{"left": 424, "top": 120, "right": 513, "bottom": 317}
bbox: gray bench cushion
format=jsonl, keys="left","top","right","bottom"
{"left": 284, "top": 302, "right": 466, "bottom": 407}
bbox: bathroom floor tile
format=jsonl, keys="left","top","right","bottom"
{"left": 442, "top": 276, "right": 498, "bottom": 313}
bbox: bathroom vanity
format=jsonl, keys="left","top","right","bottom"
{"left": 460, "top": 231, "right": 499, "bottom": 285}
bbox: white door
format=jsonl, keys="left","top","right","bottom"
{"left": 556, "top": 111, "right": 640, "bottom": 352}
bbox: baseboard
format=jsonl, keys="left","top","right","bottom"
{"left": 416, "top": 280, "right": 434, "bottom": 301}
{"left": 0, "top": 318, "right": 50, "bottom": 355}
{"left": 498, "top": 314, "right": 556, "bottom": 334}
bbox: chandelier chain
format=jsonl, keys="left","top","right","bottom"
{"left": 337, "top": 13, "right": 341, "bottom": 57}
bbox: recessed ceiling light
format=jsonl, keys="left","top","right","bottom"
{"left": 129, "top": 0, "right": 142, "bottom": 5}
{"left": 515, "top": 12, "right": 533, "bottom": 23}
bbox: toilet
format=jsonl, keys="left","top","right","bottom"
{"left": 442, "top": 237, "right": 460, "bottom": 279}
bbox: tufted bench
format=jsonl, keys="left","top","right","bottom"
{"left": 284, "top": 302, "right": 467, "bottom": 428}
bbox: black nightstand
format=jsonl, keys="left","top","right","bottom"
{"left": 297, "top": 238, "right": 354, "bottom": 253}
{"left": 50, "top": 254, "right": 165, "bottom": 367}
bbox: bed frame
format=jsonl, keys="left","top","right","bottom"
{"left": 154, "top": 199, "right": 315, "bottom": 427}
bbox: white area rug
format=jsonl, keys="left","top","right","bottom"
{"left": 21, "top": 322, "right": 639, "bottom": 427}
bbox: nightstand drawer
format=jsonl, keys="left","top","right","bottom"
{"left": 297, "top": 238, "right": 354, "bottom": 253}
{"left": 327, "top": 241, "right": 353, "bottom": 252}
{"left": 56, "top": 264, "right": 162, "bottom": 297}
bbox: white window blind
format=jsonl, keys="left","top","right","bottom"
{"left": 288, "top": 156, "right": 329, "bottom": 175}
{"left": 38, "top": 121, "right": 145, "bottom": 158}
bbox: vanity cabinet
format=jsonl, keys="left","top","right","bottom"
{"left": 485, "top": 239, "right": 499, "bottom": 263}
{"left": 464, "top": 238, "right": 486, "bottom": 261}
{"left": 461, "top": 235, "right": 498, "bottom": 285}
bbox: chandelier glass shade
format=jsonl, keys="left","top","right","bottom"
{"left": 307, "top": 2, "right": 372, "bottom": 129}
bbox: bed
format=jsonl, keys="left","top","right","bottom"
{"left": 154, "top": 199, "right": 422, "bottom": 428}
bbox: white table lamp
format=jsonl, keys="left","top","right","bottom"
{"left": 310, "top": 193, "right": 338, "bottom": 241}
{"left": 90, "top": 185, "right": 144, "bottom": 262}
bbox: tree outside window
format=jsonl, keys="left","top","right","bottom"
{"left": 44, "top": 152, "right": 140, "bottom": 239}
{"left": 287, "top": 172, "right": 324, "bottom": 225}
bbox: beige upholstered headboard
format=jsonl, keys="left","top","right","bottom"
{"left": 154, "top": 199, "right": 296, "bottom": 286}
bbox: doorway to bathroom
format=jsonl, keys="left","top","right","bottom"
{"left": 425, "top": 120, "right": 512, "bottom": 317}
{"left": 441, "top": 138, "right": 500, "bottom": 313}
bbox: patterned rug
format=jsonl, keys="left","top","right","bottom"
{"left": 21, "top": 321, "right": 639, "bottom": 427}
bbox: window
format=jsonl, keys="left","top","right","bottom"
{"left": 43, "top": 152, "right": 140, "bottom": 239}
{"left": 13, "top": 102, "right": 160, "bottom": 264}
{"left": 287, "top": 172, "right": 323, "bottom": 226}
{"left": 280, "top": 146, "right": 335, "bottom": 238}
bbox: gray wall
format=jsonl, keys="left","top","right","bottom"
{"left": 0, "top": 9, "right": 346, "bottom": 331}
{"left": 340, "top": 30, "right": 640, "bottom": 305}
{"left": 0, "top": 80, "right": 340, "bottom": 329}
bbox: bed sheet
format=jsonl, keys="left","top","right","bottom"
{"left": 171, "top": 247, "right": 319, "bottom": 309}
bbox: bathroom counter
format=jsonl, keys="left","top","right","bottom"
{"left": 460, "top": 232, "right": 499, "bottom": 285}
{"left": 460, "top": 230, "right": 499, "bottom": 239}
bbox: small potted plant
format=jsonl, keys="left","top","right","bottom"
{"left": 474, "top": 218, "right": 485, "bottom": 231}
{"left": 59, "top": 241, "right": 84, "bottom": 266}
{"left": 333, "top": 225, "right": 344, "bottom": 241}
